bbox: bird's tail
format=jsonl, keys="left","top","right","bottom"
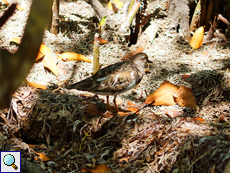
{"left": 66, "top": 78, "right": 93, "bottom": 91}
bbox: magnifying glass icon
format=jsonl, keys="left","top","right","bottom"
{"left": 3, "top": 154, "right": 18, "bottom": 170}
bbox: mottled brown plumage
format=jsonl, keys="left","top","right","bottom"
{"left": 67, "top": 53, "right": 151, "bottom": 112}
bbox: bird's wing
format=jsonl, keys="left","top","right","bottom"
{"left": 96, "top": 64, "right": 142, "bottom": 95}
{"left": 67, "top": 61, "right": 126, "bottom": 91}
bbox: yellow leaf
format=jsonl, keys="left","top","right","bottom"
{"left": 16, "top": 5, "right": 26, "bottom": 11}
{"left": 35, "top": 44, "right": 58, "bottom": 76}
{"left": 26, "top": 80, "right": 47, "bottom": 89}
{"left": 108, "top": 0, "right": 123, "bottom": 10}
{"left": 43, "top": 53, "right": 59, "bottom": 76}
{"left": 10, "top": 37, "right": 21, "bottom": 44}
{"left": 190, "top": 26, "right": 204, "bottom": 49}
{"left": 39, "top": 44, "right": 51, "bottom": 55}
{"left": 35, "top": 152, "right": 51, "bottom": 162}
{"left": 57, "top": 52, "right": 92, "bottom": 63}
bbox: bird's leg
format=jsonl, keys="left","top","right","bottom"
{"left": 106, "top": 95, "right": 110, "bottom": 110}
{"left": 113, "top": 96, "right": 119, "bottom": 112}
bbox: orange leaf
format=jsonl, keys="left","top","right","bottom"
{"left": 182, "top": 74, "right": 190, "bottom": 79}
{"left": 35, "top": 44, "right": 50, "bottom": 61}
{"left": 35, "top": 152, "right": 51, "bottom": 162}
{"left": 57, "top": 52, "right": 92, "bottom": 63}
{"left": 119, "top": 156, "right": 130, "bottom": 163}
{"left": 26, "top": 80, "right": 47, "bottom": 89}
{"left": 190, "top": 26, "right": 204, "bottom": 49}
{"left": 28, "top": 144, "right": 36, "bottom": 148}
{"left": 35, "top": 52, "right": 45, "bottom": 61}
{"left": 127, "top": 101, "right": 139, "bottom": 113}
{"left": 118, "top": 111, "right": 130, "bottom": 116}
{"left": 191, "top": 117, "right": 205, "bottom": 123}
{"left": 173, "top": 86, "right": 197, "bottom": 108}
{"left": 144, "top": 81, "right": 179, "bottom": 106}
{"left": 92, "top": 38, "right": 108, "bottom": 45}
{"left": 122, "top": 47, "right": 144, "bottom": 60}
{"left": 10, "top": 37, "right": 21, "bottom": 44}
{"left": 3, "top": 0, "right": 8, "bottom": 5}
{"left": 82, "top": 164, "right": 115, "bottom": 173}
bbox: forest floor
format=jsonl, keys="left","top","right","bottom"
{"left": 1, "top": 0, "right": 230, "bottom": 172}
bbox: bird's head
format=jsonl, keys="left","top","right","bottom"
{"left": 132, "top": 53, "right": 152, "bottom": 68}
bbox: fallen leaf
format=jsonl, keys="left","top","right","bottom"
{"left": 35, "top": 51, "right": 45, "bottom": 61}
{"left": 3, "top": 0, "right": 8, "bottom": 5}
{"left": 118, "top": 112, "right": 130, "bottom": 116}
{"left": 43, "top": 53, "right": 59, "bottom": 76}
{"left": 39, "top": 44, "right": 51, "bottom": 55}
{"left": 144, "top": 81, "right": 179, "bottom": 106}
{"left": 127, "top": 101, "right": 140, "bottom": 113}
{"left": 219, "top": 115, "right": 229, "bottom": 123}
{"left": 108, "top": 0, "right": 123, "bottom": 10}
{"left": 173, "top": 86, "right": 197, "bottom": 108}
{"left": 191, "top": 117, "right": 205, "bottom": 123}
{"left": 82, "top": 164, "right": 115, "bottom": 173}
{"left": 163, "top": 109, "right": 184, "bottom": 117}
{"left": 182, "top": 74, "right": 190, "bottom": 79}
{"left": 83, "top": 103, "right": 101, "bottom": 117}
{"left": 26, "top": 80, "right": 47, "bottom": 89}
{"left": 35, "top": 44, "right": 51, "bottom": 61}
{"left": 57, "top": 52, "right": 92, "bottom": 63}
{"left": 28, "top": 144, "right": 36, "bottom": 148}
{"left": 92, "top": 38, "right": 108, "bottom": 45}
{"left": 35, "top": 44, "right": 58, "bottom": 75}
{"left": 35, "top": 152, "right": 51, "bottom": 162}
{"left": 190, "top": 26, "right": 204, "bottom": 49}
{"left": 16, "top": 5, "right": 26, "bottom": 11}
{"left": 10, "top": 37, "right": 21, "bottom": 44}
{"left": 119, "top": 157, "right": 130, "bottom": 163}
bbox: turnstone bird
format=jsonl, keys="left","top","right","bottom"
{"left": 67, "top": 53, "right": 151, "bottom": 112}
